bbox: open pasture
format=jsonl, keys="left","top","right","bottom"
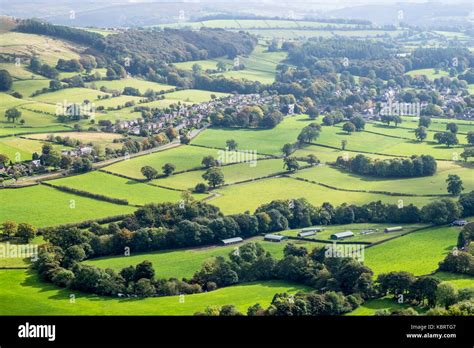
{"left": 88, "top": 78, "right": 175, "bottom": 94}
{"left": 103, "top": 145, "right": 249, "bottom": 180}
{"left": 405, "top": 68, "right": 449, "bottom": 79}
{"left": 49, "top": 171, "right": 203, "bottom": 206}
{"left": 0, "top": 136, "right": 66, "bottom": 162}
{"left": 0, "top": 63, "right": 46, "bottom": 80}
{"left": 85, "top": 238, "right": 316, "bottom": 279}
{"left": 0, "top": 32, "right": 83, "bottom": 66}
{"left": 32, "top": 87, "right": 110, "bottom": 104}
{"left": 314, "top": 125, "right": 465, "bottom": 160}
{"left": 154, "top": 158, "right": 287, "bottom": 190}
{"left": 0, "top": 185, "right": 134, "bottom": 228}
{"left": 0, "top": 270, "right": 308, "bottom": 316}
{"left": 11, "top": 79, "right": 51, "bottom": 97}
{"left": 365, "top": 123, "right": 470, "bottom": 144}
{"left": 210, "top": 177, "right": 436, "bottom": 215}
{"left": 162, "top": 89, "right": 229, "bottom": 103}
{"left": 363, "top": 226, "right": 459, "bottom": 276}
{"left": 291, "top": 161, "right": 474, "bottom": 196}
{"left": 192, "top": 114, "right": 313, "bottom": 155}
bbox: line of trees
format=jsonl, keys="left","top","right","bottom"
{"left": 335, "top": 154, "right": 437, "bottom": 178}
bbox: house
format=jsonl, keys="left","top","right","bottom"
{"left": 330, "top": 231, "right": 354, "bottom": 240}
{"left": 264, "top": 234, "right": 288, "bottom": 242}
{"left": 30, "top": 160, "right": 41, "bottom": 168}
{"left": 220, "top": 237, "right": 243, "bottom": 245}
{"left": 79, "top": 146, "right": 93, "bottom": 155}
{"left": 61, "top": 149, "right": 78, "bottom": 157}
{"left": 451, "top": 220, "right": 468, "bottom": 227}
{"left": 384, "top": 226, "right": 403, "bottom": 233}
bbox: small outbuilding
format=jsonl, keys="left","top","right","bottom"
{"left": 451, "top": 220, "right": 468, "bottom": 227}
{"left": 384, "top": 226, "right": 403, "bottom": 233}
{"left": 221, "top": 237, "right": 243, "bottom": 245}
{"left": 330, "top": 231, "right": 354, "bottom": 240}
{"left": 264, "top": 234, "right": 288, "bottom": 242}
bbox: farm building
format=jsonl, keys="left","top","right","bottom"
{"left": 330, "top": 231, "right": 354, "bottom": 240}
{"left": 220, "top": 237, "right": 243, "bottom": 245}
{"left": 384, "top": 226, "right": 403, "bottom": 233}
{"left": 298, "top": 231, "right": 316, "bottom": 237}
{"left": 360, "top": 229, "right": 375, "bottom": 235}
{"left": 451, "top": 220, "right": 468, "bottom": 227}
{"left": 300, "top": 227, "right": 323, "bottom": 233}
{"left": 264, "top": 234, "right": 288, "bottom": 242}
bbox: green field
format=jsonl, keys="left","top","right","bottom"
{"left": 365, "top": 123, "right": 469, "bottom": 145}
{"left": 397, "top": 116, "right": 474, "bottom": 134}
{"left": 210, "top": 177, "right": 436, "bottom": 215}
{"left": 347, "top": 297, "right": 412, "bottom": 316}
{"left": 85, "top": 238, "right": 316, "bottom": 279}
{"left": 0, "top": 32, "right": 82, "bottom": 66}
{"left": 294, "top": 144, "right": 393, "bottom": 163}
{"left": 162, "top": 89, "right": 229, "bottom": 103}
{"left": 291, "top": 161, "right": 474, "bottom": 196}
{"left": 32, "top": 88, "right": 110, "bottom": 104}
{"left": 0, "top": 63, "right": 46, "bottom": 80}
{"left": 433, "top": 272, "right": 474, "bottom": 289}
{"left": 93, "top": 95, "right": 144, "bottom": 109}
{"left": 405, "top": 68, "right": 449, "bottom": 80}
{"left": 0, "top": 136, "right": 65, "bottom": 162}
{"left": 155, "top": 158, "right": 286, "bottom": 190}
{"left": 88, "top": 78, "right": 175, "bottom": 94}
{"left": 192, "top": 114, "right": 312, "bottom": 155}
{"left": 363, "top": 226, "right": 460, "bottom": 276}
{"left": 309, "top": 125, "right": 465, "bottom": 160}
{"left": 0, "top": 270, "right": 308, "bottom": 315}
{"left": 104, "top": 145, "right": 250, "bottom": 179}
{"left": 0, "top": 185, "right": 134, "bottom": 227}
{"left": 0, "top": 236, "right": 44, "bottom": 268}
{"left": 12, "top": 79, "right": 51, "bottom": 97}
{"left": 0, "top": 125, "right": 72, "bottom": 137}
{"left": 49, "top": 171, "right": 204, "bottom": 206}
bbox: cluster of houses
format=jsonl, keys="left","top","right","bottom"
{"left": 61, "top": 146, "right": 94, "bottom": 158}
{"left": 110, "top": 93, "right": 276, "bottom": 136}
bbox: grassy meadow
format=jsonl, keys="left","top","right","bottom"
{"left": 0, "top": 185, "right": 134, "bottom": 227}
{"left": 49, "top": 171, "right": 205, "bottom": 206}
{"left": 0, "top": 270, "right": 308, "bottom": 315}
